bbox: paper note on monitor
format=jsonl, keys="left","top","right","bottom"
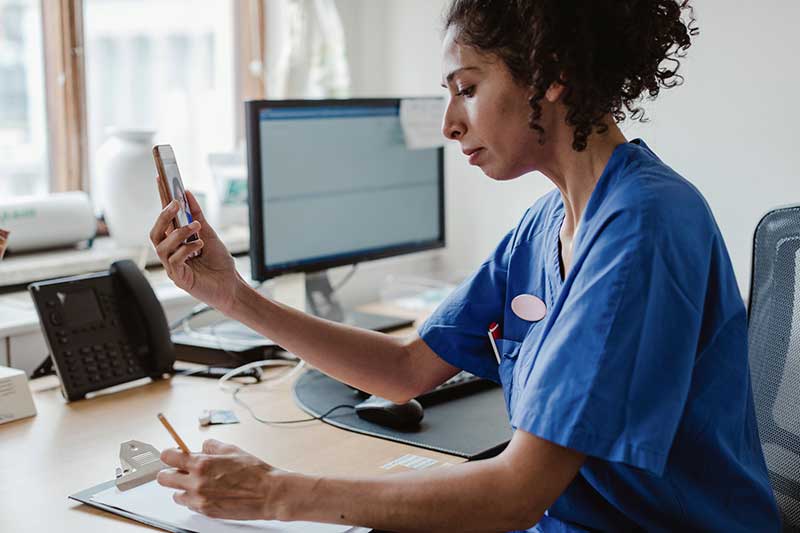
{"left": 91, "top": 480, "right": 363, "bottom": 533}
{"left": 400, "top": 98, "right": 446, "bottom": 150}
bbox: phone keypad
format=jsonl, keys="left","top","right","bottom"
{"left": 57, "top": 339, "right": 148, "bottom": 390}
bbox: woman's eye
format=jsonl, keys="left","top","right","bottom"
{"left": 456, "top": 85, "right": 475, "bottom": 97}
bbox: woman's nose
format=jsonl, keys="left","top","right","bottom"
{"left": 442, "top": 121, "right": 463, "bottom": 141}
{"left": 442, "top": 102, "right": 465, "bottom": 141}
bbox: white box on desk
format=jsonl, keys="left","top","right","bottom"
{"left": 9, "top": 330, "right": 48, "bottom": 377}
{"left": 0, "top": 366, "right": 37, "bottom": 424}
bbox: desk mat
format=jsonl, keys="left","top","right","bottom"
{"left": 293, "top": 370, "right": 513, "bottom": 460}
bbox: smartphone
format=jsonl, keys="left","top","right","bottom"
{"left": 0, "top": 228, "right": 8, "bottom": 261}
{"left": 152, "top": 144, "right": 199, "bottom": 246}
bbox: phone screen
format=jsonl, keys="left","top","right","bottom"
{"left": 154, "top": 145, "right": 198, "bottom": 244}
{"left": 164, "top": 159, "right": 194, "bottom": 227}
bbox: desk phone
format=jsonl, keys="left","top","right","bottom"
{"left": 29, "top": 260, "right": 175, "bottom": 401}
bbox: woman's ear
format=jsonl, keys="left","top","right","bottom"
{"left": 544, "top": 80, "right": 566, "bottom": 103}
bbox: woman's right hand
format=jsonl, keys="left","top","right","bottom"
{"left": 149, "top": 188, "right": 241, "bottom": 314}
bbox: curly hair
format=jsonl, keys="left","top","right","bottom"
{"left": 444, "top": 0, "right": 699, "bottom": 151}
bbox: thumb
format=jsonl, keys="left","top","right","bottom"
{"left": 185, "top": 190, "right": 219, "bottom": 240}
{"left": 185, "top": 190, "right": 208, "bottom": 224}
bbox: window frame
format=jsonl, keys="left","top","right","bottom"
{"left": 39, "top": 0, "right": 265, "bottom": 194}
{"left": 41, "top": 0, "right": 87, "bottom": 192}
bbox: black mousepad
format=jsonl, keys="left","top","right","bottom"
{"left": 293, "top": 369, "right": 513, "bottom": 459}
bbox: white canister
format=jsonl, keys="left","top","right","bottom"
{"left": 94, "top": 129, "right": 161, "bottom": 248}
{"left": 1, "top": 192, "right": 96, "bottom": 253}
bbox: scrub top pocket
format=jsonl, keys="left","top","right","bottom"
{"left": 495, "top": 338, "right": 522, "bottom": 415}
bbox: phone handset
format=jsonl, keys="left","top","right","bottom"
{"left": 110, "top": 260, "right": 175, "bottom": 376}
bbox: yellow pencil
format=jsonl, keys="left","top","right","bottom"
{"left": 157, "top": 412, "right": 190, "bottom": 453}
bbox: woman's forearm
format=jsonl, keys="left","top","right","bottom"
{"left": 278, "top": 457, "right": 540, "bottom": 533}
{"left": 223, "top": 277, "right": 419, "bottom": 402}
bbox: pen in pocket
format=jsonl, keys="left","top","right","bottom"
{"left": 488, "top": 322, "right": 501, "bottom": 364}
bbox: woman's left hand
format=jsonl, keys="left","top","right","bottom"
{"left": 157, "top": 439, "right": 287, "bottom": 520}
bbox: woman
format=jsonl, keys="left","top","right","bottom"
{"left": 150, "top": 1, "right": 780, "bottom": 531}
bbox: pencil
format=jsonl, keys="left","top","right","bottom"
{"left": 487, "top": 322, "right": 501, "bottom": 364}
{"left": 157, "top": 412, "right": 190, "bottom": 453}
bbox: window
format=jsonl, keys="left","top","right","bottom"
{"left": 0, "top": 0, "right": 353, "bottom": 200}
{"left": 83, "top": 0, "right": 237, "bottom": 194}
{"left": 0, "top": 0, "right": 49, "bottom": 196}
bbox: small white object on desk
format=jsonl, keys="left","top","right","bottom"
{"left": 0, "top": 365, "right": 37, "bottom": 424}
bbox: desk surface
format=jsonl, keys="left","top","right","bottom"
{"left": 0, "top": 363, "right": 465, "bottom": 532}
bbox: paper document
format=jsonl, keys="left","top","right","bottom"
{"left": 91, "top": 481, "right": 361, "bottom": 533}
{"left": 399, "top": 98, "right": 446, "bottom": 150}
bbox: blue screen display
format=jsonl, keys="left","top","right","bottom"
{"left": 258, "top": 104, "right": 442, "bottom": 271}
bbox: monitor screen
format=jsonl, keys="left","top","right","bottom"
{"left": 245, "top": 99, "right": 445, "bottom": 281}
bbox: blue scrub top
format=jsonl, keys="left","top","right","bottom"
{"left": 419, "top": 140, "right": 780, "bottom": 532}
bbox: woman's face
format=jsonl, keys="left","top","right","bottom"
{"left": 441, "top": 28, "right": 545, "bottom": 181}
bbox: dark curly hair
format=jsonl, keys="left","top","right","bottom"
{"left": 444, "top": 0, "right": 699, "bottom": 151}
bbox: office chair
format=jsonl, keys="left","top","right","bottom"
{"left": 748, "top": 205, "right": 800, "bottom": 531}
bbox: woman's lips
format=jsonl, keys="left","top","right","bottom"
{"left": 466, "top": 148, "right": 484, "bottom": 165}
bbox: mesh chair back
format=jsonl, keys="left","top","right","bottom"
{"left": 749, "top": 206, "right": 800, "bottom": 530}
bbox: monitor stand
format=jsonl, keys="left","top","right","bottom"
{"left": 305, "top": 270, "right": 414, "bottom": 332}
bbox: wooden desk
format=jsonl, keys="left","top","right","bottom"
{"left": 0, "top": 363, "right": 464, "bottom": 532}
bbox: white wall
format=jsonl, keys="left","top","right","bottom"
{"left": 337, "top": 0, "right": 446, "bottom": 98}
{"left": 335, "top": 0, "right": 391, "bottom": 97}
{"left": 343, "top": 0, "right": 800, "bottom": 296}
{"left": 620, "top": 1, "right": 800, "bottom": 296}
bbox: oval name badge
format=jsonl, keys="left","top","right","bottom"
{"left": 511, "top": 294, "right": 547, "bottom": 322}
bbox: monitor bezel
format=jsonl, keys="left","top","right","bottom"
{"left": 245, "top": 98, "right": 446, "bottom": 282}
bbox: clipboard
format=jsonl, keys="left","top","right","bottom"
{"left": 70, "top": 479, "right": 194, "bottom": 533}
{"left": 69, "top": 439, "right": 190, "bottom": 533}
{"left": 68, "top": 440, "right": 370, "bottom": 533}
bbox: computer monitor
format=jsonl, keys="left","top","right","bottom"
{"left": 244, "top": 98, "right": 445, "bottom": 330}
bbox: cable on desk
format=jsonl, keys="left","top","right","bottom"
{"left": 233, "top": 386, "right": 356, "bottom": 425}
{"left": 218, "top": 358, "right": 356, "bottom": 425}
{"left": 167, "top": 279, "right": 266, "bottom": 332}
{"left": 217, "top": 359, "right": 301, "bottom": 392}
{"left": 168, "top": 301, "right": 215, "bottom": 332}
{"left": 201, "top": 311, "right": 359, "bottom": 426}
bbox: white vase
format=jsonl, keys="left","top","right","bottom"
{"left": 95, "top": 129, "right": 161, "bottom": 248}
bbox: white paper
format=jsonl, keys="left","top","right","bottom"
{"left": 91, "top": 481, "right": 359, "bottom": 533}
{"left": 399, "top": 98, "right": 446, "bottom": 150}
{"left": 381, "top": 454, "right": 438, "bottom": 471}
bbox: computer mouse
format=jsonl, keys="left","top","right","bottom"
{"left": 354, "top": 395, "right": 424, "bottom": 430}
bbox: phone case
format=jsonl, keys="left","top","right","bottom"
{"left": 152, "top": 145, "right": 201, "bottom": 253}
{"left": 153, "top": 147, "right": 176, "bottom": 230}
